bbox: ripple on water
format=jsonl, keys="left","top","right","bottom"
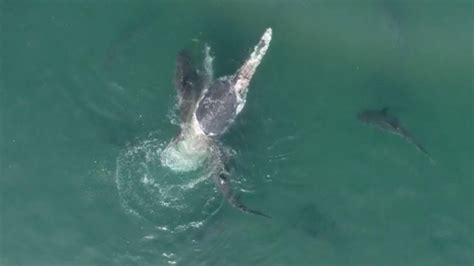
{"left": 115, "top": 131, "right": 221, "bottom": 231}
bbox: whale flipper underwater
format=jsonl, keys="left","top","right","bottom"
{"left": 175, "top": 50, "right": 202, "bottom": 123}
{"left": 357, "top": 107, "right": 435, "bottom": 163}
{"left": 163, "top": 28, "right": 273, "bottom": 218}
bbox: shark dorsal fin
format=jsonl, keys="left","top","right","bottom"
{"left": 381, "top": 107, "right": 389, "bottom": 114}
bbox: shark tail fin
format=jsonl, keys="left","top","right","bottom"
{"left": 410, "top": 139, "right": 436, "bottom": 165}
{"left": 428, "top": 156, "right": 437, "bottom": 166}
{"left": 230, "top": 195, "right": 271, "bottom": 219}
{"left": 211, "top": 143, "right": 271, "bottom": 219}
{"left": 418, "top": 145, "right": 436, "bottom": 165}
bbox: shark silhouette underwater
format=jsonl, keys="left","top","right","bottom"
{"left": 358, "top": 107, "right": 435, "bottom": 164}
{"left": 160, "top": 28, "right": 273, "bottom": 218}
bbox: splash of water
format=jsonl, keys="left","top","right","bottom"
{"left": 160, "top": 45, "right": 216, "bottom": 172}
{"left": 160, "top": 125, "right": 210, "bottom": 172}
{"left": 115, "top": 44, "right": 222, "bottom": 231}
{"left": 115, "top": 131, "right": 220, "bottom": 231}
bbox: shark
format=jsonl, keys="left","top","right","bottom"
{"left": 358, "top": 107, "right": 435, "bottom": 164}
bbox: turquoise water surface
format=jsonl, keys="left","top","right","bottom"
{"left": 1, "top": 1, "right": 473, "bottom": 265}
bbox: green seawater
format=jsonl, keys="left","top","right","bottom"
{"left": 1, "top": 1, "right": 473, "bottom": 265}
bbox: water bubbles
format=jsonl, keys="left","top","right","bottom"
{"left": 115, "top": 131, "right": 220, "bottom": 231}
{"left": 160, "top": 126, "right": 210, "bottom": 172}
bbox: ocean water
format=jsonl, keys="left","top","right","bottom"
{"left": 1, "top": 1, "right": 473, "bottom": 266}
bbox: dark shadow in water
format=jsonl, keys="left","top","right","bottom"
{"left": 292, "top": 203, "right": 340, "bottom": 241}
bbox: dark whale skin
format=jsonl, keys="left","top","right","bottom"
{"left": 195, "top": 78, "right": 238, "bottom": 136}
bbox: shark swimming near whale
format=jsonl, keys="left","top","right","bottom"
{"left": 358, "top": 107, "right": 435, "bottom": 163}
{"left": 161, "top": 28, "right": 273, "bottom": 218}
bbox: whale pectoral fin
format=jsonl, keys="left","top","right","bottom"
{"left": 175, "top": 49, "right": 201, "bottom": 123}
{"left": 233, "top": 28, "right": 272, "bottom": 96}
{"left": 175, "top": 50, "right": 194, "bottom": 94}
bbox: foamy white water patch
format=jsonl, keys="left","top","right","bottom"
{"left": 160, "top": 44, "right": 216, "bottom": 172}
{"left": 115, "top": 131, "right": 220, "bottom": 231}
{"left": 160, "top": 125, "right": 210, "bottom": 172}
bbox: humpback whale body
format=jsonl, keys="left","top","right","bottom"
{"left": 196, "top": 28, "right": 272, "bottom": 136}
{"left": 161, "top": 28, "right": 273, "bottom": 218}
{"left": 358, "top": 107, "right": 434, "bottom": 163}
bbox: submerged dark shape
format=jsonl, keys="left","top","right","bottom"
{"left": 208, "top": 143, "right": 271, "bottom": 219}
{"left": 168, "top": 28, "right": 273, "bottom": 218}
{"left": 294, "top": 204, "right": 339, "bottom": 240}
{"left": 358, "top": 107, "right": 434, "bottom": 163}
{"left": 175, "top": 50, "right": 202, "bottom": 123}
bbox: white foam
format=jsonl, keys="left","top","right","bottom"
{"left": 203, "top": 44, "right": 214, "bottom": 87}
{"left": 160, "top": 125, "right": 210, "bottom": 172}
{"left": 115, "top": 132, "right": 220, "bottom": 231}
